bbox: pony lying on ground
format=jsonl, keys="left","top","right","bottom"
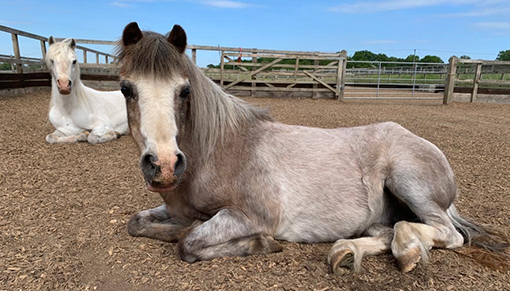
{"left": 45, "top": 37, "right": 128, "bottom": 144}
{"left": 117, "top": 22, "right": 509, "bottom": 274}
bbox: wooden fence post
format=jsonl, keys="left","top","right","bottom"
{"left": 105, "top": 55, "right": 109, "bottom": 64}
{"left": 220, "top": 50, "right": 224, "bottom": 87}
{"left": 294, "top": 57, "right": 299, "bottom": 80}
{"left": 251, "top": 49, "right": 257, "bottom": 97}
{"left": 83, "top": 50, "right": 87, "bottom": 64}
{"left": 40, "top": 40, "right": 47, "bottom": 59}
{"left": 96, "top": 53, "right": 99, "bottom": 64}
{"left": 312, "top": 56, "right": 319, "bottom": 99}
{"left": 192, "top": 48, "right": 197, "bottom": 64}
{"left": 471, "top": 62, "right": 482, "bottom": 103}
{"left": 11, "top": 33, "right": 22, "bottom": 73}
{"left": 337, "top": 50, "right": 347, "bottom": 101}
{"left": 443, "top": 56, "right": 458, "bottom": 105}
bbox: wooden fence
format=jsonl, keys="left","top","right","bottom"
{"left": 2, "top": 25, "right": 510, "bottom": 103}
{"left": 443, "top": 56, "right": 510, "bottom": 104}
{"left": 0, "top": 24, "right": 346, "bottom": 98}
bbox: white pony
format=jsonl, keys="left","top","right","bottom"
{"left": 45, "top": 37, "right": 129, "bottom": 144}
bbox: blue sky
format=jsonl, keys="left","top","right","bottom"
{"left": 1, "top": 0, "right": 509, "bottom": 67}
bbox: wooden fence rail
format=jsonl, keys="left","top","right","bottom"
{"left": 0, "top": 24, "right": 117, "bottom": 74}
{"left": 443, "top": 56, "right": 510, "bottom": 104}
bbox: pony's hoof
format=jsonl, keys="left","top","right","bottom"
{"left": 46, "top": 134, "right": 58, "bottom": 143}
{"left": 329, "top": 248, "right": 356, "bottom": 275}
{"left": 397, "top": 247, "right": 421, "bottom": 273}
{"left": 77, "top": 131, "right": 89, "bottom": 142}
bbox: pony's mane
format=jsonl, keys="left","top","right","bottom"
{"left": 45, "top": 41, "right": 77, "bottom": 65}
{"left": 116, "top": 31, "right": 272, "bottom": 160}
{"left": 184, "top": 58, "right": 272, "bottom": 158}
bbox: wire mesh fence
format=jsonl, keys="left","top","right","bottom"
{"left": 343, "top": 61, "right": 448, "bottom": 100}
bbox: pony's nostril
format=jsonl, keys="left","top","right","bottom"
{"left": 174, "top": 153, "right": 187, "bottom": 177}
{"left": 141, "top": 153, "right": 157, "bottom": 179}
{"left": 68, "top": 80, "right": 72, "bottom": 86}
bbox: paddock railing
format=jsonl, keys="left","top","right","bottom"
{"left": 0, "top": 25, "right": 117, "bottom": 72}
{"left": 443, "top": 56, "right": 510, "bottom": 104}
{"left": 2, "top": 25, "right": 509, "bottom": 103}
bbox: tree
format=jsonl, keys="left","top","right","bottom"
{"left": 0, "top": 62, "right": 12, "bottom": 70}
{"left": 404, "top": 54, "right": 419, "bottom": 62}
{"left": 460, "top": 55, "right": 471, "bottom": 60}
{"left": 496, "top": 50, "right": 510, "bottom": 61}
{"left": 420, "top": 55, "right": 443, "bottom": 63}
{"left": 351, "top": 50, "right": 377, "bottom": 61}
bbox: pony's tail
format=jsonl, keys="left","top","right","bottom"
{"left": 447, "top": 204, "right": 510, "bottom": 270}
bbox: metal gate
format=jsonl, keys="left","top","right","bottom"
{"left": 343, "top": 61, "right": 448, "bottom": 100}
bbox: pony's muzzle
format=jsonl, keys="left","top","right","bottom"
{"left": 140, "top": 151, "right": 187, "bottom": 192}
{"left": 57, "top": 79, "right": 72, "bottom": 95}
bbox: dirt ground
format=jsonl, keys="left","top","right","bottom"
{"left": 1, "top": 89, "right": 509, "bottom": 291}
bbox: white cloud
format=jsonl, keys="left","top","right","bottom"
{"left": 201, "top": 1, "right": 249, "bottom": 8}
{"left": 110, "top": 1, "right": 131, "bottom": 7}
{"left": 475, "top": 22, "right": 510, "bottom": 30}
{"left": 109, "top": 0, "right": 251, "bottom": 9}
{"left": 329, "top": 0, "right": 497, "bottom": 14}
{"left": 441, "top": 5, "right": 510, "bottom": 17}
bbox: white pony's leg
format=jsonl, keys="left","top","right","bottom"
{"left": 328, "top": 224, "right": 393, "bottom": 274}
{"left": 87, "top": 125, "right": 120, "bottom": 144}
{"left": 46, "top": 130, "right": 89, "bottom": 143}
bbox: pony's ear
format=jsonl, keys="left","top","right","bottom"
{"left": 69, "top": 39, "right": 76, "bottom": 50}
{"left": 48, "top": 36, "right": 55, "bottom": 46}
{"left": 167, "top": 25, "right": 187, "bottom": 54}
{"left": 62, "top": 38, "right": 76, "bottom": 50}
{"left": 122, "top": 22, "right": 143, "bottom": 47}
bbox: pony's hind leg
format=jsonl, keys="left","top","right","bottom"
{"left": 328, "top": 224, "right": 393, "bottom": 274}
{"left": 46, "top": 129, "right": 89, "bottom": 143}
{"left": 178, "top": 208, "right": 282, "bottom": 263}
{"left": 391, "top": 219, "right": 463, "bottom": 273}
{"left": 87, "top": 125, "right": 120, "bottom": 144}
{"left": 128, "top": 204, "right": 187, "bottom": 242}
{"left": 384, "top": 136, "right": 465, "bottom": 272}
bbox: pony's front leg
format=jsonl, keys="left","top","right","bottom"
{"left": 46, "top": 129, "right": 89, "bottom": 143}
{"left": 178, "top": 208, "right": 282, "bottom": 263}
{"left": 87, "top": 125, "right": 120, "bottom": 144}
{"left": 128, "top": 204, "right": 188, "bottom": 242}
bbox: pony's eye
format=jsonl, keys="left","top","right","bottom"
{"left": 121, "top": 86, "right": 133, "bottom": 99}
{"left": 180, "top": 87, "right": 190, "bottom": 99}
{"left": 72, "top": 60, "right": 77, "bottom": 64}
{"left": 51, "top": 60, "right": 54, "bottom": 64}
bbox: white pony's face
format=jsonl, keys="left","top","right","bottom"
{"left": 46, "top": 37, "right": 78, "bottom": 95}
